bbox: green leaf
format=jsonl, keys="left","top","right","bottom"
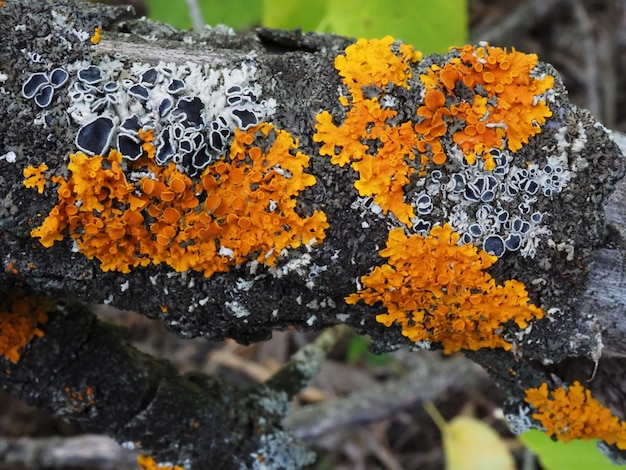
{"left": 262, "top": 0, "right": 327, "bottom": 32}
{"left": 324, "top": 0, "right": 467, "bottom": 54}
{"left": 144, "top": 0, "right": 193, "bottom": 29}
{"left": 144, "top": 0, "right": 263, "bottom": 31}
{"left": 197, "top": 0, "right": 263, "bottom": 31}
{"left": 346, "top": 335, "right": 369, "bottom": 363}
{"left": 520, "top": 430, "right": 626, "bottom": 470}
{"left": 346, "top": 335, "right": 393, "bottom": 366}
{"left": 145, "top": 0, "right": 467, "bottom": 54}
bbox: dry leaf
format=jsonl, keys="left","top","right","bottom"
{"left": 425, "top": 402, "right": 515, "bottom": 470}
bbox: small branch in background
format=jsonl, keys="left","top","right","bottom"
{"left": 206, "top": 342, "right": 276, "bottom": 382}
{"left": 185, "top": 0, "right": 204, "bottom": 33}
{"left": 573, "top": 0, "right": 601, "bottom": 119}
{"left": 284, "top": 352, "right": 486, "bottom": 441}
{"left": 265, "top": 325, "right": 350, "bottom": 398}
{"left": 598, "top": 25, "right": 617, "bottom": 129}
{"left": 470, "top": 0, "right": 562, "bottom": 45}
{"left": 0, "top": 435, "right": 137, "bottom": 470}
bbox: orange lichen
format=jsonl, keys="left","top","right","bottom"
{"left": 90, "top": 26, "right": 102, "bottom": 45}
{"left": 6, "top": 261, "right": 18, "bottom": 275}
{"left": 419, "top": 43, "right": 554, "bottom": 169}
{"left": 314, "top": 36, "right": 423, "bottom": 225}
{"left": 28, "top": 123, "right": 327, "bottom": 276}
{"left": 334, "top": 35, "right": 421, "bottom": 100}
{"left": 346, "top": 224, "right": 545, "bottom": 353}
{"left": 314, "top": 39, "right": 554, "bottom": 223}
{"left": 61, "top": 386, "right": 96, "bottom": 414}
{"left": 0, "top": 293, "right": 54, "bottom": 364}
{"left": 525, "top": 381, "right": 626, "bottom": 449}
{"left": 23, "top": 163, "right": 49, "bottom": 194}
{"left": 137, "top": 455, "right": 184, "bottom": 470}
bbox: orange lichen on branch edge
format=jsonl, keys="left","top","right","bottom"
{"left": 525, "top": 381, "right": 626, "bottom": 449}
{"left": 23, "top": 164, "right": 49, "bottom": 194}
{"left": 27, "top": 123, "right": 328, "bottom": 277}
{"left": 0, "top": 293, "right": 54, "bottom": 364}
{"left": 137, "top": 455, "right": 184, "bottom": 470}
{"left": 346, "top": 224, "right": 545, "bottom": 353}
{"left": 419, "top": 43, "right": 554, "bottom": 169}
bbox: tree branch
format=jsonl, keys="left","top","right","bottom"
{"left": 3, "top": 0, "right": 626, "bottom": 466}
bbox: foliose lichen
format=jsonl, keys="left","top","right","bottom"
{"left": 525, "top": 381, "right": 626, "bottom": 450}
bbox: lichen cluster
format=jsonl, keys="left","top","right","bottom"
{"left": 69, "top": 59, "right": 272, "bottom": 176}
{"left": 28, "top": 123, "right": 327, "bottom": 276}
{"left": 419, "top": 43, "right": 554, "bottom": 169}
{"left": 23, "top": 57, "right": 275, "bottom": 176}
{"left": 525, "top": 381, "right": 626, "bottom": 449}
{"left": 58, "top": 385, "right": 96, "bottom": 416}
{"left": 0, "top": 293, "right": 54, "bottom": 364}
{"left": 317, "top": 37, "right": 558, "bottom": 353}
{"left": 314, "top": 38, "right": 555, "bottom": 227}
{"left": 137, "top": 455, "right": 184, "bottom": 470}
{"left": 314, "top": 36, "right": 423, "bottom": 225}
{"left": 346, "top": 224, "right": 544, "bottom": 353}
{"left": 23, "top": 163, "right": 48, "bottom": 194}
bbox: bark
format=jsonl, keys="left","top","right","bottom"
{"left": 2, "top": 0, "right": 626, "bottom": 467}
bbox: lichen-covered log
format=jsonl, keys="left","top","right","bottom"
{"left": 0, "top": 294, "right": 313, "bottom": 469}
{"left": 3, "top": 0, "right": 626, "bottom": 466}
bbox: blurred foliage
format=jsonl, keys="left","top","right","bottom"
{"left": 520, "top": 430, "right": 626, "bottom": 469}
{"left": 143, "top": 0, "right": 467, "bottom": 53}
{"left": 144, "top": 0, "right": 262, "bottom": 31}
{"left": 345, "top": 335, "right": 393, "bottom": 367}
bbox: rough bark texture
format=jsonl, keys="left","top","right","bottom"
{"left": 2, "top": 0, "right": 626, "bottom": 467}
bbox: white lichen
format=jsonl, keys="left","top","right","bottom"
{"left": 225, "top": 300, "right": 250, "bottom": 318}
{"left": 0, "top": 151, "right": 16, "bottom": 163}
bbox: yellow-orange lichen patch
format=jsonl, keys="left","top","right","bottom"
{"left": 28, "top": 123, "right": 327, "bottom": 276}
{"left": 525, "top": 381, "right": 626, "bottom": 449}
{"left": 137, "top": 455, "right": 184, "bottom": 470}
{"left": 23, "top": 164, "right": 49, "bottom": 194}
{"left": 420, "top": 43, "right": 554, "bottom": 168}
{"left": 0, "top": 293, "right": 54, "bottom": 364}
{"left": 315, "top": 39, "right": 555, "bottom": 222}
{"left": 346, "top": 224, "right": 544, "bottom": 353}
{"left": 90, "top": 26, "right": 102, "bottom": 45}
{"left": 314, "top": 36, "right": 423, "bottom": 225}
{"left": 334, "top": 35, "right": 421, "bottom": 101}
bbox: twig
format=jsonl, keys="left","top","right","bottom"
{"left": 264, "top": 325, "right": 350, "bottom": 398}
{"left": 573, "top": 0, "right": 601, "bottom": 119}
{"left": 284, "top": 352, "right": 486, "bottom": 441}
{"left": 185, "top": 0, "right": 204, "bottom": 33}
{"left": 598, "top": 28, "right": 617, "bottom": 128}
{"left": 470, "top": 0, "right": 562, "bottom": 45}
{"left": 0, "top": 435, "right": 137, "bottom": 470}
